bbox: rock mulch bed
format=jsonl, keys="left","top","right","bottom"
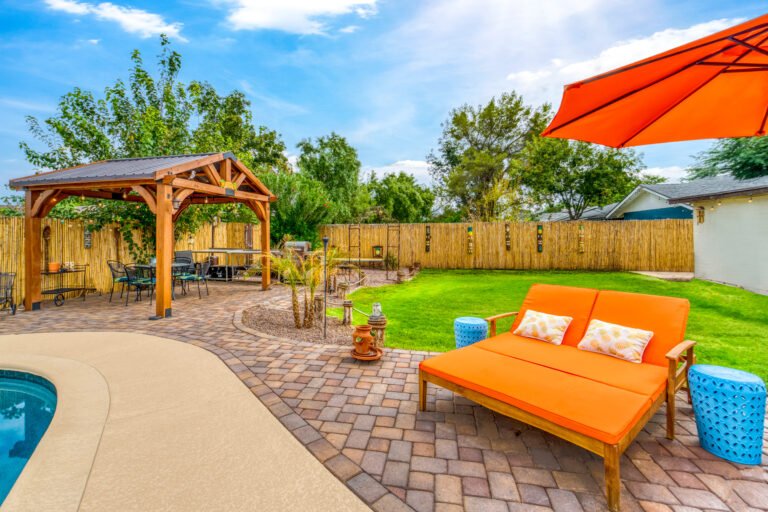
{"left": 242, "top": 305, "right": 354, "bottom": 346}
{"left": 241, "top": 267, "right": 417, "bottom": 346}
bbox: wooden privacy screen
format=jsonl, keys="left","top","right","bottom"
{"left": 320, "top": 220, "right": 693, "bottom": 272}
{"left": 0, "top": 218, "right": 259, "bottom": 306}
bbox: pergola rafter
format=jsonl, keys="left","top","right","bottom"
{"left": 10, "top": 152, "right": 275, "bottom": 319}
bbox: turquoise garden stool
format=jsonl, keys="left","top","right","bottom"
{"left": 454, "top": 317, "right": 488, "bottom": 349}
{"left": 689, "top": 364, "right": 766, "bottom": 465}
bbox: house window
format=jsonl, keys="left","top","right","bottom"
{"left": 696, "top": 206, "right": 705, "bottom": 224}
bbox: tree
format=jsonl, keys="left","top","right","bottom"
{"left": 17, "top": 35, "right": 287, "bottom": 259}
{"left": 259, "top": 171, "right": 333, "bottom": 245}
{"left": 297, "top": 133, "right": 362, "bottom": 222}
{"left": 368, "top": 172, "right": 434, "bottom": 223}
{"left": 428, "top": 92, "right": 551, "bottom": 220}
{"left": 689, "top": 137, "right": 768, "bottom": 180}
{"left": 523, "top": 137, "right": 646, "bottom": 220}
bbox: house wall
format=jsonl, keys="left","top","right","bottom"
{"left": 617, "top": 192, "right": 692, "bottom": 220}
{"left": 692, "top": 194, "right": 768, "bottom": 295}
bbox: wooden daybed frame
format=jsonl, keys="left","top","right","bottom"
{"left": 419, "top": 310, "right": 696, "bottom": 512}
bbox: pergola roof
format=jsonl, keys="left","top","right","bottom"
{"left": 10, "top": 153, "right": 225, "bottom": 187}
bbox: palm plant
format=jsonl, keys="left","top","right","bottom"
{"left": 271, "top": 249, "right": 304, "bottom": 328}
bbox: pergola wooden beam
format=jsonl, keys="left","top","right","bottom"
{"left": 11, "top": 152, "right": 274, "bottom": 319}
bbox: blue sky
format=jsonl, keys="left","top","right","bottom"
{"left": 0, "top": 0, "right": 766, "bottom": 188}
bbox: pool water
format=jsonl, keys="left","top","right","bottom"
{"left": 0, "top": 370, "right": 56, "bottom": 505}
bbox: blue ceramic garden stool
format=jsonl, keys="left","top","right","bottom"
{"left": 454, "top": 317, "right": 488, "bottom": 349}
{"left": 689, "top": 364, "right": 766, "bottom": 465}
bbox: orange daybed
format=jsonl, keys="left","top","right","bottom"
{"left": 418, "top": 284, "right": 696, "bottom": 512}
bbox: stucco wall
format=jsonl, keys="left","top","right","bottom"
{"left": 692, "top": 194, "right": 768, "bottom": 295}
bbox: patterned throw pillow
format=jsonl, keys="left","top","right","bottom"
{"left": 577, "top": 319, "right": 654, "bottom": 363}
{"left": 512, "top": 310, "right": 573, "bottom": 345}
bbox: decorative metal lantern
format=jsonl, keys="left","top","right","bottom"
{"left": 425, "top": 225, "right": 431, "bottom": 253}
{"left": 505, "top": 223, "right": 511, "bottom": 251}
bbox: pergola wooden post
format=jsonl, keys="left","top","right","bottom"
{"left": 23, "top": 190, "right": 42, "bottom": 311}
{"left": 11, "top": 152, "right": 276, "bottom": 319}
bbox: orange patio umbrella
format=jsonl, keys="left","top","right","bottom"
{"left": 542, "top": 13, "right": 768, "bottom": 147}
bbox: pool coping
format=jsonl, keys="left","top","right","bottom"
{"left": 0, "top": 332, "right": 370, "bottom": 512}
{"left": 1, "top": 354, "right": 110, "bottom": 512}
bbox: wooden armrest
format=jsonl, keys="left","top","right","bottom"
{"left": 484, "top": 311, "right": 518, "bottom": 337}
{"left": 666, "top": 340, "right": 696, "bottom": 361}
{"left": 666, "top": 340, "right": 696, "bottom": 396}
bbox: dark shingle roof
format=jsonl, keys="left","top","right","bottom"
{"left": 665, "top": 175, "right": 768, "bottom": 203}
{"left": 10, "top": 153, "right": 226, "bottom": 187}
{"left": 537, "top": 202, "right": 618, "bottom": 222}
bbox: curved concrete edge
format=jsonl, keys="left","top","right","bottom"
{"left": 0, "top": 332, "right": 370, "bottom": 512}
{"left": 1, "top": 354, "right": 110, "bottom": 512}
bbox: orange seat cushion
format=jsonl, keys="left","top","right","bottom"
{"left": 474, "top": 333, "right": 667, "bottom": 399}
{"left": 420, "top": 346, "right": 652, "bottom": 444}
{"left": 510, "top": 284, "right": 598, "bottom": 347}
{"left": 589, "top": 290, "right": 690, "bottom": 366}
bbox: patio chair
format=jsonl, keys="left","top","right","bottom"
{"left": 124, "top": 265, "right": 154, "bottom": 306}
{"left": 173, "top": 255, "right": 194, "bottom": 295}
{"left": 0, "top": 272, "right": 16, "bottom": 315}
{"left": 178, "top": 259, "right": 211, "bottom": 299}
{"left": 107, "top": 260, "right": 127, "bottom": 303}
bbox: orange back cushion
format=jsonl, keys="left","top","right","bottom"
{"left": 510, "top": 284, "right": 599, "bottom": 346}
{"left": 589, "top": 290, "right": 690, "bottom": 366}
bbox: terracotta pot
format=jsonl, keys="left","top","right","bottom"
{"left": 48, "top": 262, "right": 61, "bottom": 273}
{"left": 352, "top": 324, "right": 374, "bottom": 356}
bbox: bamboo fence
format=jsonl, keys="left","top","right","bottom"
{"left": 0, "top": 217, "right": 260, "bottom": 307}
{"left": 320, "top": 220, "right": 693, "bottom": 272}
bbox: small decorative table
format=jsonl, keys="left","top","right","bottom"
{"left": 689, "top": 364, "right": 766, "bottom": 465}
{"left": 454, "top": 317, "right": 488, "bottom": 349}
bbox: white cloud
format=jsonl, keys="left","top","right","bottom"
{"left": 339, "top": 25, "right": 360, "bottom": 34}
{"left": 507, "top": 18, "right": 742, "bottom": 106}
{"left": 365, "top": 159, "right": 432, "bottom": 185}
{"left": 645, "top": 166, "right": 688, "bottom": 183}
{"left": 222, "top": 0, "right": 378, "bottom": 35}
{"left": 44, "top": 0, "right": 186, "bottom": 41}
{"left": 0, "top": 97, "right": 54, "bottom": 112}
{"left": 238, "top": 80, "right": 308, "bottom": 116}
{"left": 86, "top": 38, "right": 100, "bottom": 45}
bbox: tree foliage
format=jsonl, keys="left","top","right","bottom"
{"left": 259, "top": 171, "right": 333, "bottom": 245}
{"left": 368, "top": 172, "right": 434, "bottom": 223}
{"left": 428, "top": 92, "right": 551, "bottom": 220}
{"left": 17, "top": 36, "right": 284, "bottom": 259}
{"left": 523, "top": 138, "right": 646, "bottom": 220}
{"left": 297, "top": 132, "right": 363, "bottom": 222}
{"left": 689, "top": 137, "right": 768, "bottom": 180}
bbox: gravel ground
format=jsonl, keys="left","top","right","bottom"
{"left": 241, "top": 267, "right": 417, "bottom": 345}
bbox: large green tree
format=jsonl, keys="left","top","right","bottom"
{"left": 259, "top": 172, "right": 333, "bottom": 245}
{"left": 688, "top": 137, "right": 768, "bottom": 180}
{"left": 368, "top": 172, "right": 434, "bottom": 223}
{"left": 18, "top": 36, "right": 288, "bottom": 259}
{"left": 522, "top": 137, "right": 648, "bottom": 220}
{"left": 428, "top": 92, "right": 551, "bottom": 221}
{"left": 296, "top": 132, "right": 362, "bottom": 222}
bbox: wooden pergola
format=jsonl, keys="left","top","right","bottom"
{"left": 9, "top": 152, "right": 275, "bottom": 319}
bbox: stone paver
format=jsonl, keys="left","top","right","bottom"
{"left": 1, "top": 283, "right": 766, "bottom": 511}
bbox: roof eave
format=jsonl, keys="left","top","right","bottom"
{"left": 668, "top": 187, "right": 768, "bottom": 204}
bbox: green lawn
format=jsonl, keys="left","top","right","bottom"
{"left": 336, "top": 270, "right": 768, "bottom": 382}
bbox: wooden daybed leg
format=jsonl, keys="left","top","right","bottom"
{"left": 666, "top": 370, "right": 676, "bottom": 440}
{"left": 418, "top": 370, "right": 427, "bottom": 411}
{"left": 604, "top": 444, "right": 621, "bottom": 512}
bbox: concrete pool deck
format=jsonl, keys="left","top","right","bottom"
{"left": 0, "top": 332, "right": 369, "bottom": 512}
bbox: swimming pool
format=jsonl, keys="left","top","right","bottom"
{"left": 0, "top": 370, "right": 57, "bottom": 505}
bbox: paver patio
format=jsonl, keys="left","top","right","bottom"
{"left": 1, "top": 283, "right": 766, "bottom": 512}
